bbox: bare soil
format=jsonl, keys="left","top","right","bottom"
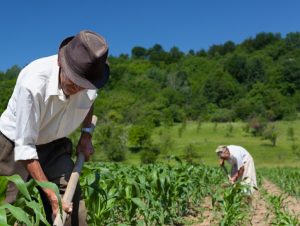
{"left": 186, "top": 179, "right": 300, "bottom": 226}
{"left": 262, "top": 179, "right": 300, "bottom": 220}
{"left": 185, "top": 196, "right": 215, "bottom": 226}
{"left": 250, "top": 187, "right": 273, "bottom": 226}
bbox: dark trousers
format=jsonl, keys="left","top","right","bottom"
{"left": 0, "top": 132, "right": 85, "bottom": 226}
{"left": 36, "top": 138, "right": 81, "bottom": 225}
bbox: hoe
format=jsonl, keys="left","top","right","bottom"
{"left": 53, "top": 115, "right": 98, "bottom": 226}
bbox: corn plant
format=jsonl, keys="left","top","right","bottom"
{"left": 266, "top": 194, "right": 299, "bottom": 225}
{"left": 0, "top": 175, "right": 61, "bottom": 226}
{"left": 262, "top": 168, "right": 300, "bottom": 197}
{"left": 211, "top": 182, "right": 250, "bottom": 226}
{"left": 80, "top": 162, "right": 224, "bottom": 225}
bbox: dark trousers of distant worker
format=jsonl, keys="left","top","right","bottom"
{"left": 0, "top": 132, "right": 87, "bottom": 226}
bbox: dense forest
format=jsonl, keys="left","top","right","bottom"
{"left": 1, "top": 32, "right": 300, "bottom": 161}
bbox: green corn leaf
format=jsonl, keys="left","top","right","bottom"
{"left": 25, "top": 200, "right": 50, "bottom": 226}
{"left": 6, "top": 175, "right": 31, "bottom": 201}
{"left": 34, "top": 180, "right": 62, "bottom": 214}
{"left": 0, "top": 177, "right": 8, "bottom": 204}
{"left": 0, "top": 203, "right": 31, "bottom": 225}
{"left": 0, "top": 208, "right": 8, "bottom": 225}
{"left": 131, "top": 198, "right": 146, "bottom": 209}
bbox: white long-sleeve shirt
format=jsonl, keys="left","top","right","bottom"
{"left": 226, "top": 145, "right": 257, "bottom": 191}
{"left": 226, "top": 145, "right": 251, "bottom": 170}
{"left": 0, "top": 55, "right": 97, "bottom": 161}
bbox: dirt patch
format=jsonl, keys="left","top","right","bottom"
{"left": 184, "top": 196, "right": 216, "bottom": 226}
{"left": 188, "top": 191, "right": 271, "bottom": 226}
{"left": 195, "top": 196, "right": 214, "bottom": 226}
{"left": 183, "top": 179, "right": 299, "bottom": 225}
{"left": 262, "top": 179, "right": 300, "bottom": 218}
{"left": 250, "top": 189, "right": 273, "bottom": 226}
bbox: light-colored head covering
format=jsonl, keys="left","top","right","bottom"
{"left": 215, "top": 145, "right": 227, "bottom": 154}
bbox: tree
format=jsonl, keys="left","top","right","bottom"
{"left": 202, "top": 70, "right": 241, "bottom": 108}
{"left": 281, "top": 58, "right": 300, "bottom": 93}
{"left": 208, "top": 41, "right": 235, "bottom": 57}
{"left": 233, "top": 98, "right": 253, "bottom": 120}
{"left": 128, "top": 125, "right": 151, "bottom": 152}
{"left": 261, "top": 123, "right": 278, "bottom": 146}
{"left": 5, "top": 65, "right": 21, "bottom": 79}
{"left": 131, "top": 46, "right": 148, "bottom": 59}
{"left": 91, "top": 122, "right": 127, "bottom": 162}
{"left": 242, "top": 32, "right": 281, "bottom": 51}
{"left": 140, "top": 146, "right": 160, "bottom": 164}
{"left": 148, "top": 44, "right": 167, "bottom": 62}
{"left": 285, "top": 32, "right": 300, "bottom": 49}
{"left": 196, "top": 49, "right": 207, "bottom": 57}
{"left": 183, "top": 144, "right": 201, "bottom": 164}
{"left": 168, "top": 46, "right": 184, "bottom": 63}
{"left": 224, "top": 54, "right": 248, "bottom": 83}
{"left": 246, "top": 57, "right": 266, "bottom": 85}
{"left": 247, "top": 116, "right": 267, "bottom": 137}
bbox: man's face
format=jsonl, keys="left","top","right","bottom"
{"left": 219, "top": 149, "right": 230, "bottom": 160}
{"left": 60, "top": 69, "right": 84, "bottom": 96}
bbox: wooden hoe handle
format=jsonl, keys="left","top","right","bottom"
{"left": 53, "top": 115, "right": 98, "bottom": 226}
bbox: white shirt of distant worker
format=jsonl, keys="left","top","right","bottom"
{"left": 216, "top": 145, "right": 257, "bottom": 193}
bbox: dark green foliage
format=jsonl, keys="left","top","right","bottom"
{"left": 281, "top": 57, "right": 300, "bottom": 93}
{"left": 183, "top": 144, "right": 201, "bottom": 164}
{"left": 208, "top": 41, "right": 235, "bottom": 57}
{"left": 128, "top": 125, "right": 152, "bottom": 152}
{"left": 0, "top": 66, "right": 19, "bottom": 113}
{"left": 285, "top": 32, "right": 300, "bottom": 49}
{"left": 94, "top": 122, "right": 127, "bottom": 161}
{"left": 241, "top": 32, "right": 281, "bottom": 51}
{"left": 224, "top": 54, "right": 248, "bottom": 83}
{"left": 202, "top": 70, "right": 241, "bottom": 108}
{"left": 1, "top": 32, "right": 300, "bottom": 125}
{"left": 261, "top": 123, "right": 278, "bottom": 146}
{"left": 140, "top": 145, "right": 160, "bottom": 164}
{"left": 131, "top": 46, "right": 148, "bottom": 59}
{"left": 210, "top": 108, "right": 235, "bottom": 122}
{"left": 286, "top": 127, "right": 295, "bottom": 141}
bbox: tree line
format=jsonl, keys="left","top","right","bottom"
{"left": 1, "top": 32, "right": 300, "bottom": 161}
{"left": 1, "top": 32, "right": 300, "bottom": 125}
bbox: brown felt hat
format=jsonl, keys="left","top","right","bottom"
{"left": 59, "top": 30, "right": 110, "bottom": 89}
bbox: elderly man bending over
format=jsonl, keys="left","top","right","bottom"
{"left": 216, "top": 145, "right": 257, "bottom": 194}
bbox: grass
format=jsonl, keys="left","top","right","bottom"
{"left": 124, "top": 120, "right": 300, "bottom": 168}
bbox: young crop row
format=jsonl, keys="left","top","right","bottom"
{"left": 80, "top": 162, "right": 254, "bottom": 225}
{"left": 264, "top": 192, "right": 299, "bottom": 225}
{"left": 0, "top": 162, "right": 262, "bottom": 225}
{"left": 80, "top": 162, "right": 223, "bottom": 225}
{"left": 262, "top": 168, "right": 300, "bottom": 198}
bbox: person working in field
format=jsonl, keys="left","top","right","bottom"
{"left": 0, "top": 30, "right": 109, "bottom": 225}
{"left": 216, "top": 145, "right": 257, "bottom": 194}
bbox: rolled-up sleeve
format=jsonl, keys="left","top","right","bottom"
{"left": 14, "top": 86, "right": 41, "bottom": 161}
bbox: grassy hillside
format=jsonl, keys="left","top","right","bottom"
{"left": 124, "top": 120, "right": 300, "bottom": 168}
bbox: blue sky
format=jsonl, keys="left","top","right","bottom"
{"left": 0, "top": 0, "right": 299, "bottom": 71}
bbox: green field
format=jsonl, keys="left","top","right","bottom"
{"left": 124, "top": 120, "right": 300, "bottom": 168}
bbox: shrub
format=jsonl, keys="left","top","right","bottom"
{"left": 140, "top": 146, "right": 160, "bottom": 164}
{"left": 261, "top": 123, "right": 278, "bottom": 146}
{"left": 247, "top": 116, "right": 267, "bottom": 136}
{"left": 183, "top": 144, "right": 202, "bottom": 164}
{"left": 210, "top": 108, "right": 235, "bottom": 122}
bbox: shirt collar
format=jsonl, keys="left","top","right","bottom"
{"left": 45, "top": 55, "right": 69, "bottom": 102}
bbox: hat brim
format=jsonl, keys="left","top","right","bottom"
{"left": 215, "top": 145, "right": 227, "bottom": 153}
{"left": 59, "top": 36, "right": 110, "bottom": 89}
